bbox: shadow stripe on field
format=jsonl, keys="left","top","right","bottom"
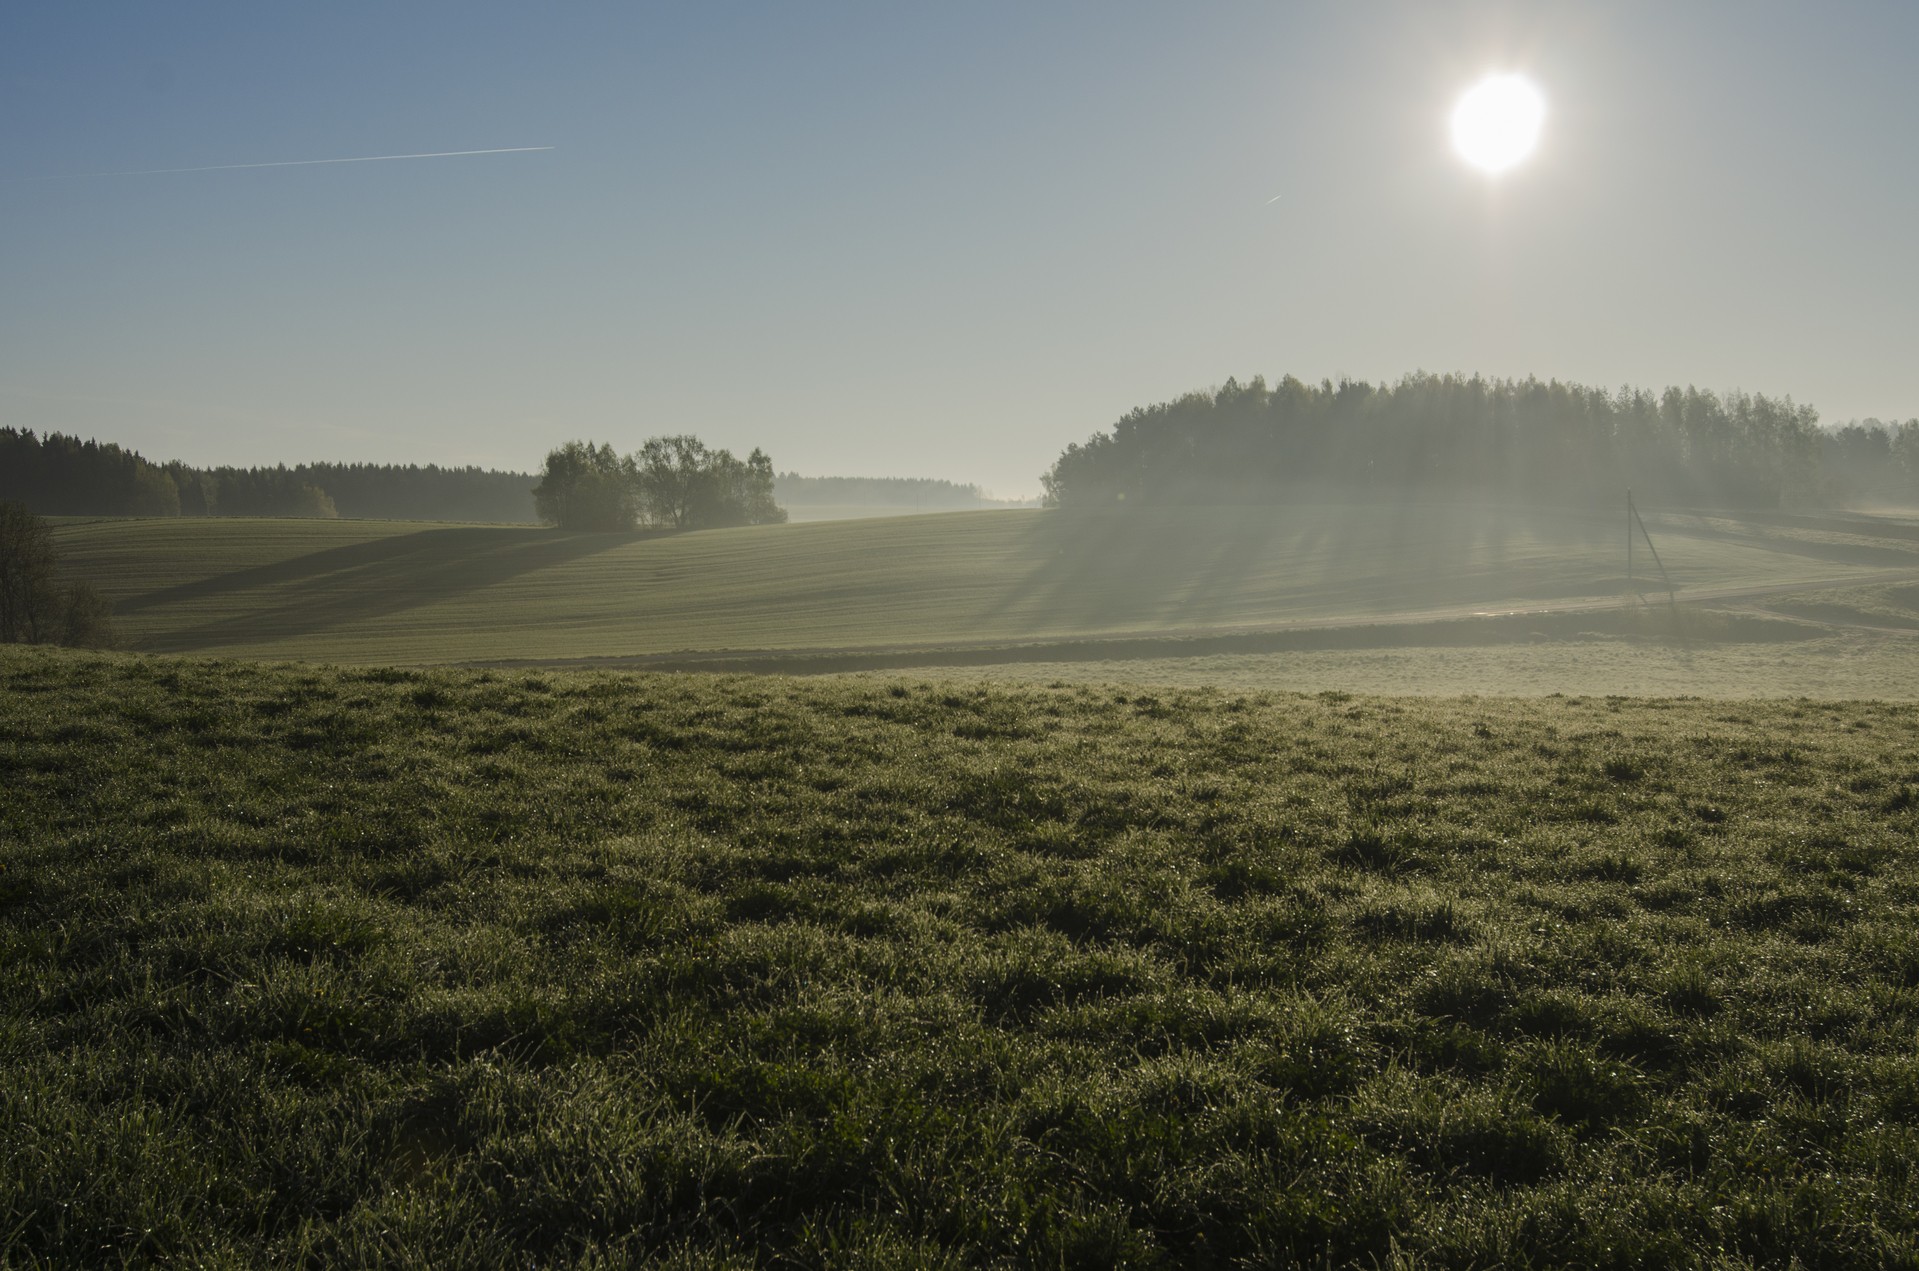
{"left": 133, "top": 529, "right": 636, "bottom": 652}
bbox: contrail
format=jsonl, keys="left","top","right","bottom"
{"left": 28, "top": 146, "right": 555, "bottom": 181}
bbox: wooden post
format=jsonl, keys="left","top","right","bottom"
{"left": 1628, "top": 493, "right": 1680, "bottom": 622}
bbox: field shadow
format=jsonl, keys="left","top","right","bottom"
{"left": 133, "top": 527, "right": 638, "bottom": 652}
{"left": 118, "top": 530, "right": 508, "bottom": 615}
{"left": 973, "top": 509, "right": 1269, "bottom": 632}
{"left": 978, "top": 503, "right": 1619, "bottom": 635}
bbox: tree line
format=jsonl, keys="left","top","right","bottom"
{"left": 0, "top": 430, "right": 182, "bottom": 517}
{"left": 534, "top": 436, "right": 786, "bottom": 531}
{"left": 1820, "top": 420, "right": 1919, "bottom": 506}
{"left": 0, "top": 427, "right": 986, "bottom": 524}
{"left": 1040, "top": 374, "right": 1853, "bottom": 509}
{"left": 0, "top": 428, "right": 538, "bottom": 522}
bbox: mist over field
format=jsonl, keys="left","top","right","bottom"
{"left": 7, "top": 2, "right": 1919, "bottom": 1265}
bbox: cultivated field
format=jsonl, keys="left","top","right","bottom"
{"left": 46, "top": 505, "right": 1919, "bottom": 695}
{"left": 5, "top": 648, "right": 1919, "bottom": 1265}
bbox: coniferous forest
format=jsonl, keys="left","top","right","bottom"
{"left": 1042, "top": 374, "right": 1919, "bottom": 510}
{"left": 0, "top": 428, "right": 537, "bottom": 522}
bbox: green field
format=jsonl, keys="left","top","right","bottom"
{"left": 47, "top": 505, "right": 1919, "bottom": 695}
{"left": 7, "top": 647, "right": 1919, "bottom": 1266}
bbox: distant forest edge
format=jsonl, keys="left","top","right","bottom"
{"left": 0, "top": 429, "right": 540, "bottom": 522}
{"left": 1041, "top": 373, "right": 1919, "bottom": 510}
{"left": 0, "top": 427, "right": 1028, "bottom": 522}
{"left": 772, "top": 473, "right": 1033, "bottom": 510}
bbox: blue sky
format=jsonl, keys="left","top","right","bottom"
{"left": 4, "top": 2, "right": 1915, "bottom": 496}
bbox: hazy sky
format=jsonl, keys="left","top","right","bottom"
{"left": 4, "top": 3, "right": 1915, "bottom": 497}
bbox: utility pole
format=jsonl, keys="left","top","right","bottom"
{"left": 1626, "top": 490, "right": 1678, "bottom": 621}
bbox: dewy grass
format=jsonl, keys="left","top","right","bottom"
{"left": 6, "top": 645, "right": 1919, "bottom": 1266}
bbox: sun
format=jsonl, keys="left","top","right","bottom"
{"left": 1450, "top": 74, "right": 1546, "bottom": 175}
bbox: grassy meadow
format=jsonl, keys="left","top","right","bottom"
{"left": 8, "top": 646, "right": 1919, "bottom": 1266}
{"left": 46, "top": 505, "right": 1919, "bottom": 684}
{"left": 859, "top": 622, "right": 1919, "bottom": 699}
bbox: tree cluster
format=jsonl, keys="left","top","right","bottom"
{"left": 0, "top": 502, "right": 113, "bottom": 647}
{"left": 0, "top": 428, "right": 538, "bottom": 522}
{"left": 1819, "top": 420, "right": 1919, "bottom": 506}
{"left": 533, "top": 436, "right": 786, "bottom": 531}
{"left": 1041, "top": 374, "right": 1828, "bottom": 510}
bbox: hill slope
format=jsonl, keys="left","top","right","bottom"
{"left": 51, "top": 504, "right": 1919, "bottom": 666}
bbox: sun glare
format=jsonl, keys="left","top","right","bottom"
{"left": 1450, "top": 73, "right": 1545, "bottom": 175}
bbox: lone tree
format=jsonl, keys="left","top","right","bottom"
{"left": 532, "top": 441, "right": 636, "bottom": 531}
{"left": 0, "top": 501, "right": 113, "bottom": 647}
{"left": 632, "top": 435, "right": 711, "bottom": 530}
